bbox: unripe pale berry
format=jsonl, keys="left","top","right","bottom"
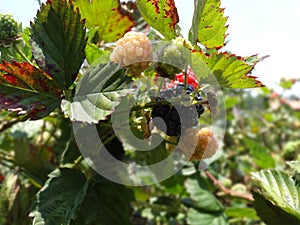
{"left": 178, "top": 127, "right": 218, "bottom": 161}
{"left": 110, "top": 31, "right": 152, "bottom": 77}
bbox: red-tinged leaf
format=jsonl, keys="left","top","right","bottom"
{"left": 73, "top": 0, "right": 134, "bottom": 42}
{"left": 137, "top": 0, "right": 179, "bottom": 40}
{"left": 0, "top": 61, "right": 61, "bottom": 119}
{"left": 192, "top": 51, "right": 265, "bottom": 88}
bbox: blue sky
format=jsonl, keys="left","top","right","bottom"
{"left": 1, "top": 0, "right": 300, "bottom": 89}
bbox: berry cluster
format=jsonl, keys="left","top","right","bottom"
{"left": 0, "top": 14, "right": 20, "bottom": 46}
{"left": 178, "top": 127, "right": 218, "bottom": 161}
{"left": 151, "top": 82, "right": 205, "bottom": 137}
{"left": 110, "top": 31, "right": 152, "bottom": 77}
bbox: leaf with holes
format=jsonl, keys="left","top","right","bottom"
{"left": 0, "top": 61, "right": 61, "bottom": 119}
{"left": 192, "top": 51, "right": 264, "bottom": 88}
{"left": 137, "top": 0, "right": 179, "bottom": 40}
{"left": 73, "top": 0, "right": 134, "bottom": 42}
{"left": 252, "top": 170, "right": 300, "bottom": 220}
{"left": 189, "top": 0, "right": 228, "bottom": 49}
{"left": 30, "top": 168, "right": 88, "bottom": 225}
{"left": 69, "top": 63, "right": 133, "bottom": 123}
{"left": 30, "top": 0, "right": 86, "bottom": 90}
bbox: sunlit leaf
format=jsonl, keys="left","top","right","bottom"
{"left": 137, "top": 0, "right": 179, "bottom": 40}
{"left": 225, "top": 207, "right": 259, "bottom": 220}
{"left": 189, "top": 0, "right": 227, "bottom": 49}
{"left": 30, "top": 168, "right": 88, "bottom": 225}
{"left": 287, "top": 161, "right": 300, "bottom": 174}
{"left": 31, "top": 0, "right": 86, "bottom": 90}
{"left": 189, "top": 0, "right": 206, "bottom": 45}
{"left": 69, "top": 63, "right": 132, "bottom": 123}
{"left": 85, "top": 43, "right": 110, "bottom": 65}
{"left": 0, "top": 61, "right": 61, "bottom": 119}
{"left": 192, "top": 51, "right": 264, "bottom": 88}
{"left": 73, "top": 0, "right": 134, "bottom": 42}
{"left": 252, "top": 170, "right": 300, "bottom": 220}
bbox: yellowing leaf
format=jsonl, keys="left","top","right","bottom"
{"left": 137, "top": 0, "right": 179, "bottom": 40}
{"left": 73, "top": 0, "right": 134, "bottom": 42}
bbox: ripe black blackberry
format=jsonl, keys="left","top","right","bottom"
{"left": 151, "top": 84, "right": 205, "bottom": 136}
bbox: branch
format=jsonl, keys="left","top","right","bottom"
{"left": 205, "top": 170, "right": 254, "bottom": 201}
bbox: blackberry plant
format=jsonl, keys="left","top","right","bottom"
{"left": 0, "top": 0, "right": 271, "bottom": 224}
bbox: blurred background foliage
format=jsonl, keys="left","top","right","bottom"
{"left": 0, "top": 78, "right": 299, "bottom": 225}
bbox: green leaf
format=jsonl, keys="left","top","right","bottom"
{"left": 187, "top": 208, "right": 228, "bottom": 225}
{"left": 137, "top": 0, "right": 179, "bottom": 40}
{"left": 189, "top": 0, "right": 227, "bottom": 49}
{"left": 184, "top": 178, "right": 224, "bottom": 212}
{"left": 225, "top": 207, "right": 259, "bottom": 220}
{"left": 73, "top": 0, "right": 134, "bottom": 42}
{"left": 30, "top": 168, "right": 88, "bottom": 225}
{"left": 244, "top": 138, "right": 275, "bottom": 169}
{"left": 251, "top": 170, "right": 300, "bottom": 220}
{"left": 69, "top": 63, "right": 132, "bottom": 123}
{"left": 31, "top": 0, "right": 86, "bottom": 90}
{"left": 189, "top": 0, "right": 206, "bottom": 45}
{"left": 253, "top": 192, "right": 300, "bottom": 225}
{"left": 85, "top": 43, "right": 110, "bottom": 65}
{"left": 287, "top": 161, "right": 300, "bottom": 174}
{"left": 192, "top": 51, "right": 264, "bottom": 88}
{"left": 71, "top": 176, "right": 134, "bottom": 225}
{"left": 224, "top": 96, "right": 240, "bottom": 109}
{"left": 0, "top": 61, "right": 61, "bottom": 119}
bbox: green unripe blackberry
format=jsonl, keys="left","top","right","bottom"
{"left": 0, "top": 14, "right": 20, "bottom": 46}
{"left": 155, "top": 41, "right": 191, "bottom": 80}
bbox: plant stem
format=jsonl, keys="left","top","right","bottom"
{"left": 205, "top": 170, "right": 254, "bottom": 201}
